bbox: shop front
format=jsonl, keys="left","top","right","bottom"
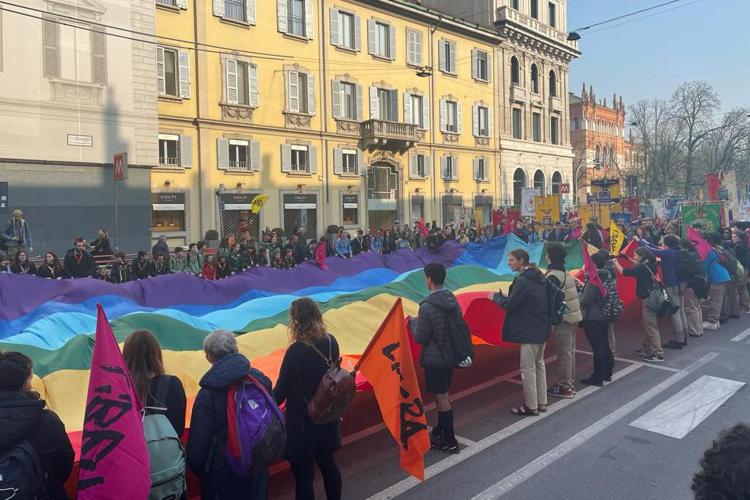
{"left": 474, "top": 195, "right": 493, "bottom": 226}
{"left": 283, "top": 193, "right": 318, "bottom": 240}
{"left": 410, "top": 194, "right": 425, "bottom": 225}
{"left": 441, "top": 194, "right": 464, "bottom": 226}
{"left": 341, "top": 193, "right": 360, "bottom": 228}
{"left": 151, "top": 192, "right": 186, "bottom": 245}
{"left": 217, "top": 192, "right": 261, "bottom": 241}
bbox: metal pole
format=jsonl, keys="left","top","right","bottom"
{"left": 114, "top": 173, "right": 118, "bottom": 251}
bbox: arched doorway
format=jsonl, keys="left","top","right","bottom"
{"left": 551, "top": 171, "right": 562, "bottom": 194}
{"left": 533, "top": 170, "right": 545, "bottom": 193}
{"left": 513, "top": 168, "right": 526, "bottom": 206}
{"left": 367, "top": 161, "right": 401, "bottom": 230}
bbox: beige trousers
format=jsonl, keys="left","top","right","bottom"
{"left": 553, "top": 322, "right": 577, "bottom": 391}
{"left": 642, "top": 303, "right": 663, "bottom": 356}
{"left": 684, "top": 287, "right": 704, "bottom": 337}
{"left": 520, "top": 343, "right": 548, "bottom": 410}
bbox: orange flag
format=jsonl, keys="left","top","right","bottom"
{"left": 354, "top": 298, "right": 430, "bottom": 480}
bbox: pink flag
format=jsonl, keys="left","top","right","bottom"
{"left": 77, "top": 305, "right": 151, "bottom": 498}
{"left": 581, "top": 240, "right": 607, "bottom": 297}
{"left": 315, "top": 242, "right": 328, "bottom": 270}
{"left": 687, "top": 227, "right": 712, "bottom": 260}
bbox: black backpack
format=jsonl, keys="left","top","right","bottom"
{"left": 545, "top": 274, "right": 567, "bottom": 326}
{"left": 676, "top": 249, "right": 696, "bottom": 282}
{"left": 442, "top": 308, "right": 474, "bottom": 369}
{"left": 0, "top": 440, "right": 45, "bottom": 500}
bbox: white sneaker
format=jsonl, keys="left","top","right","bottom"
{"left": 702, "top": 321, "right": 719, "bottom": 330}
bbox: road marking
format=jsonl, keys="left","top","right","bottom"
{"left": 731, "top": 327, "right": 750, "bottom": 342}
{"left": 629, "top": 375, "right": 744, "bottom": 439}
{"left": 368, "top": 362, "right": 643, "bottom": 500}
{"left": 575, "top": 349, "right": 680, "bottom": 373}
{"left": 469, "top": 352, "right": 718, "bottom": 500}
{"left": 456, "top": 435, "right": 478, "bottom": 447}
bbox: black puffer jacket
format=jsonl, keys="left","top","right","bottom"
{"left": 0, "top": 391, "right": 74, "bottom": 499}
{"left": 413, "top": 289, "right": 464, "bottom": 368}
{"left": 579, "top": 269, "right": 613, "bottom": 322}
{"left": 186, "top": 353, "right": 272, "bottom": 500}
{"left": 493, "top": 267, "right": 551, "bottom": 344}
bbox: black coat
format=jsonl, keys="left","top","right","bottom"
{"left": 11, "top": 261, "right": 37, "bottom": 275}
{"left": 493, "top": 267, "right": 551, "bottom": 344}
{"left": 351, "top": 236, "right": 366, "bottom": 256}
{"left": 91, "top": 238, "right": 113, "bottom": 256}
{"left": 623, "top": 262, "right": 657, "bottom": 299}
{"left": 110, "top": 262, "right": 132, "bottom": 283}
{"left": 413, "top": 289, "right": 465, "bottom": 369}
{"left": 37, "top": 264, "right": 62, "bottom": 280}
{"left": 145, "top": 375, "right": 186, "bottom": 437}
{"left": 274, "top": 336, "right": 342, "bottom": 463}
{"left": 131, "top": 259, "right": 151, "bottom": 280}
{"left": 580, "top": 270, "right": 613, "bottom": 322}
{"left": 0, "top": 391, "right": 74, "bottom": 499}
{"left": 63, "top": 250, "right": 95, "bottom": 278}
{"left": 186, "top": 353, "right": 271, "bottom": 500}
{"left": 293, "top": 242, "right": 312, "bottom": 264}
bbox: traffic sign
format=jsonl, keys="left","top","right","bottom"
{"left": 560, "top": 183, "right": 570, "bottom": 194}
{"left": 114, "top": 152, "right": 128, "bottom": 181}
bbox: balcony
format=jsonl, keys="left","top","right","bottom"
{"left": 495, "top": 6, "right": 579, "bottom": 50}
{"left": 550, "top": 96, "right": 563, "bottom": 111}
{"left": 510, "top": 85, "right": 527, "bottom": 103}
{"left": 360, "top": 119, "right": 419, "bottom": 152}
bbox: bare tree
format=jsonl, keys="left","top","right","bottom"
{"left": 669, "top": 81, "right": 721, "bottom": 197}
{"left": 698, "top": 108, "right": 750, "bottom": 173}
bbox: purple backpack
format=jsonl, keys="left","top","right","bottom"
{"left": 225, "top": 375, "right": 286, "bottom": 478}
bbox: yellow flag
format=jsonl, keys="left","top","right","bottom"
{"left": 610, "top": 220, "right": 625, "bottom": 254}
{"left": 250, "top": 194, "right": 269, "bottom": 214}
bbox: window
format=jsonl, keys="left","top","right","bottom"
{"left": 213, "top": 0, "right": 254, "bottom": 23}
{"left": 531, "top": 0, "right": 539, "bottom": 19}
{"left": 157, "top": 46, "right": 190, "bottom": 98}
{"left": 573, "top": 117, "right": 580, "bottom": 130}
{"left": 442, "top": 156, "right": 458, "bottom": 180}
{"left": 342, "top": 149, "right": 358, "bottom": 175}
{"left": 595, "top": 145, "right": 602, "bottom": 165}
{"left": 159, "top": 135, "right": 179, "bottom": 167}
{"left": 550, "top": 116, "right": 559, "bottom": 145}
{"left": 332, "top": 81, "right": 360, "bottom": 120}
{"left": 226, "top": 60, "right": 259, "bottom": 106}
{"left": 510, "top": 56, "right": 520, "bottom": 85}
{"left": 549, "top": 70, "right": 557, "bottom": 97}
{"left": 474, "top": 104, "right": 491, "bottom": 137}
{"left": 368, "top": 20, "right": 394, "bottom": 59}
{"left": 287, "top": 0, "right": 306, "bottom": 36}
{"left": 291, "top": 145, "right": 309, "bottom": 172}
{"left": 474, "top": 157, "right": 488, "bottom": 181}
{"left": 531, "top": 64, "right": 539, "bottom": 94}
{"left": 534, "top": 170, "right": 545, "bottom": 191}
{"left": 513, "top": 168, "right": 526, "bottom": 205}
{"left": 439, "top": 40, "right": 456, "bottom": 74}
{"left": 548, "top": 2, "right": 557, "bottom": 28}
{"left": 472, "top": 49, "right": 489, "bottom": 82}
{"left": 43, "top": 20, "right": 107, "bottom": 84}
{"left": 375, "top": 88, "right": 398, "bottom": 121}
{"left": 331, "top": 9, "right": 359, "bottom": 50}
{"left": 512, "top": 0, "right": 520, "bottom": 9}
{"left": 416, "top": 154, "right": 426, "bottom": 178}
{"left": 405, "top": 93, "right": 427, "bottom": 129}
{"left": 410, "top": 153, "right": 430, "bottom": 178}
{"left": 551, "top": 171, "right": 562, "bottom": 194}
{"left": 225, "top": 0, "right": 246, "bottom": 22}
{"left": 512, "top": 108, "right": 522, "bottom": 139}
{"left": 444, "top": 100, "right": 459, "bottom": 133}
{"left": 532, "top": 112, "right": 542, "bottom": 142}
{"left": 286, "top": 70, "right": 314, "bottom": 114}
{"left": 406, "top": 29, "right": 423, "bottom": 66}
{"left": 228, "top": 140, "right": 249, "bottom": 170}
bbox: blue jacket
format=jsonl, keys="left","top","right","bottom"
{"left": 2, "top": 218, "right": 32, "bottom": 248}
{"left": 335, "top": 237, "right": 352, "bottom": 258}
{"left": 703, "top": 249, "right": 730, "bottom": 284}
{"left": 370, "top": 236, "right": 383, "bottom": 253}
{"left": 640, "top": 241, "right": 679, "bottom": 287}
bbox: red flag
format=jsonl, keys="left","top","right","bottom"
{"left": 417, "top": 219, "right": 429, "bottom": 238}
{"left": 581, "top": 240, "right": 607, "bottom": 297}
{"left": 77, "top": 305, "right": 151, "bottom": 498}
{"left": 706, "top": 172, "right": 722, "bottom": 201}
{"left": 314, "top": 242, "right": 327, "bottom": 270}
{"left": 687, "top": 227, "right": 712, "bottom": 260}
{"left": 354, "top": 299, "right": 430, "bottom": 480}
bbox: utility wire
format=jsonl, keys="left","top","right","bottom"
{"left": 571, "top": 0, "right": 686, "bottom": 33}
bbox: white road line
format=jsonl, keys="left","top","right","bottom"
{"left": 731, "top": 327, "right": 750, "bottom": 342}
{"left": 368, "top": 362, "right": 643, "bottom": 500}
{"left": 575, "top": 349, "right": 680, "bottom": 373}
{"left": 456, "top": 435, "right": 479, "bottom": 447}
{"left": 629, "top": 375, "right": 744, "bottom": 439}
{"left": 470, "top": 352, "right": 719, "bottom": 500}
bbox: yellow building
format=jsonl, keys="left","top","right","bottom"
{"left": 153, "top": 0, "right": 504, "bottom": 245}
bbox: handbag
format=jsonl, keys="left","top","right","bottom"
{"left": 644, "top": 265, "right": 677, "bottom": 317}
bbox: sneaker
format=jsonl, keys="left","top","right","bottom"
{"left": 548, "top": 385, "right": 575, "bottom": 399}
{"left": 432, "top": 435, "right": 459, "bottom": 454}
{"left": 430, "top": 429, "right": 446, "bottom": 450}
{"left": 702, "top": 321, "right": 719, "bottom": 331}
{"left": 644, "top": 354, "right": 664, "bottom": 363}
{"left": 634, "top": 348, "right": 650, "bottom": 357}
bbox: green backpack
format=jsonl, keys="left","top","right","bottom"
{"left": 143, "top": 377, "right": 187, "bottom": 500}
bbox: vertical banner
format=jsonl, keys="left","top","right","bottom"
{"left": 355, "top": 299, "right": 430, "bottom": 480}
{"left": 521, "top": 188, "right": 541, "bottom": 217}
{"left": 77, "top": 305, "right": 150, "bottom": 498}
{"left": 682, "top": 203, "right": 722, "bottom": 234}
{"left": 609, "top": 220, "right": 626, "bottom": 255}
{"left": 535, "top": 194, "right": 561, "bottom": 226}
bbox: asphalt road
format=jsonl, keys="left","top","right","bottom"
{"left": 270, "top": 312, "right": 750, "bottom": 499}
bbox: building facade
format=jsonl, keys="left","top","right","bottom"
{"left": 417, "top": 0, "right": 580, "bottom": 210}
{"left": 0, "top": 0, "right": 158, "bottom": 254}
{"left": 153, "top": 0, "right": 507, "bottom": 246}
{"left": 569, "top": 84, "right": 626, "bottom": 204}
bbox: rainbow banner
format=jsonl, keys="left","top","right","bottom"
{"left": 0, "top": 236, "right": 601, "bottom": 437}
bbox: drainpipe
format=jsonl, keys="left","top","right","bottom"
{"left": 429, "top": 17, "right": 441, "bottom": 225}
{"left": 320, "top": 0, "right": 330, "bottom": 230}
{"left": 192, "top": 1, "right": 204, "bottom": 239}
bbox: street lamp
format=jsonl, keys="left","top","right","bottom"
{"left": 567, "top": 31, "right": 581, "bottom": 41}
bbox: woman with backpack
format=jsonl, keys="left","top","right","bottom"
{"left": 579, "top": 252, "right": 617, "bottom": 386}
{"left": 0, "top": 351, "right": 74, "bottom": 499}
{"left": 703, "top": 233, "right": 732, "bottom": 330}
{"left": 274, "top": 298, "right": 343, "bottom": 500}
{"left": 613, "top": 247, "right": 664, "bottom": 363}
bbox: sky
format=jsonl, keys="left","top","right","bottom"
{"left": 568, "top": 0, "right": 750, "bottom": 113}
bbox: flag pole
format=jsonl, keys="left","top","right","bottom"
{"left": 353, "top": 298, "right": 403, "bottom": 373}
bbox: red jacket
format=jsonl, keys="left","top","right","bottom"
{"left": 202, "top": 261, "right": 216, "bottom": 280}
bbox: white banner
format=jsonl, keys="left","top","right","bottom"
{"left": 521, "top": 188, "right": 540, "bottom": 217}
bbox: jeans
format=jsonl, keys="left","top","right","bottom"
{"left": 583, "top": 320, "right": 613, "bottom": 383}
{"left": 684, "top": 287, "right": 704, "bottom": 336}
{"left": 520, "top": 343, "right": 547, "bottom": 410}
{"left": 290, "top": 447, "right": 342, "bottom": 500}
{"left": 553, "top": 322, "right": 577, "bottom": 391}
